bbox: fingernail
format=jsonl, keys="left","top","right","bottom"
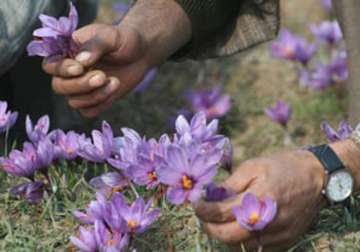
{"left": 105, "top": 79, "right": 118, "bottom": 93}
{"left": 67, "top": 65, "right": 83, "bottom": 75}
{"left": 76, "top": 51, "right": 92, "bottom": 63}
{"left": 89, "top": 74, "right": 106, "bottom": 87}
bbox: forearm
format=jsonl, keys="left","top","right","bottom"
{"left": 331, "top": 139, "right": 360, "bottom": 192}
{"left": 119, "top": 0, "right": 191, "bottom": 67}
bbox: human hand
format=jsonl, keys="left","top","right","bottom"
{"left": 42, "top": 0, "right": 191, "bottom": 118}
{"left": 195, "top": 149, "right": 327, "bottom": 251}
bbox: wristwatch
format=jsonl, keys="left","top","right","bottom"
{"left": 308, "top": 144, "right": 354, "bottom": 204}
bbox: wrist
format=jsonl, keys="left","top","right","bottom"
{"left": 119, "top": 0, "right": 191, "bottom": 67}
{"left": 330, "top": 139, "right": 360, "bottom": 192}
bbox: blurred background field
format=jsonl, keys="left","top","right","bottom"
{"left": 1, "top": 0, "right": 360, "bottom": 251}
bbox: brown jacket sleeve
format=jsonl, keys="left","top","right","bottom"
{"left": 173, "top": 0, "right": 280, "bottom": 59}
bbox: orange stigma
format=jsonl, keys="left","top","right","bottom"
{"left": 111, "top": 187, "right": 123, "bottom": 193}
{"left": 182, "top": 175, "right": 193, "bottom": 190}
{"left": 127, "top": 220, "right": 138, "bottom": 231}
{"left": 107, "top": 239, "right": 116, "bottom": 246}
{"left": 148, "top": 171, "right": 157, "bottom": 182}
{"left": 283, "top": 47, "right": 295, "bottom": 59}
{"left": 249, "top": 212, "right": 260, "bottom": 225}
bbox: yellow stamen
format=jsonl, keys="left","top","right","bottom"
{"left": 127, "top": 220, "right": 138, "bottom": 231}
{"left": 182, "top": 175, "right": 193, "bottom": 190}
{"left": 148, "top": 171, "right": 157, "bottom": 182}
{"left": 249, "top": 212, "right": 259, "bottom": 225}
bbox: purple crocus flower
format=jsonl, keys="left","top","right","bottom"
{"left": 158, "top": 145, "right": 222, "bottom": 205}
{"left": 70, "top": 226, "right": 98, "bottom": 252}
{"left": 133, "top": 68, "right": 158, "bottom": 94}
{"left": 265, "top": 101, "right": 292, "bottom": 128}
{"left": 232, "top": 192, "right": 277, "bottom": 231}
{"left": 89, "top": 172, "right": 128, "bottom": 196}
{"left": 36, "top": 137, "right": 55, "bottom": 170}
{"left": 310, "top": 21, "right": 342, "bottom": 45}
{"left": 321, "top": 0, "right": 332, "bottom": 11}
{"left": 185, "top": 85, "right": 231, "bottom": 120}
{"left": 175, "top": 112, "right": 219, "bottom": 143}
{"left": 0, "top": 143, "right": 38, "bottom": 179}
{"left": 78, "top": 121, "right": 114, "bottom": 163}
{"left": 321, "top": 121, "right": 353, "bottom": 142}
{"left": 26, "top": 115, "right": 50, "bottom": 144}
{"left": 111, "top": 194, "right": 160, "bottom": 234}
{"left": 0, "top": 101, "right": 18, "bottom": 134}
{"left": 73, "top": 193, "right": 110, "bottom": 225}
{"left": 27, "top": 3, "right": 79, "bottom": 61}
{"left": 10, "top": 181, "right": 45, "bottom": 204}
{"left": 328, "top": 52, "right": 348, "bottom": 82}
{"left": 107, "top": 128, "right": 143, "bottom": 175}
{"left": 94, "top": 220, "right": 129, "bottom": 252}
{"left": 49, "top": 130, "right": 80, "bottom": 160}
{"left": 205, "top": 183, "right": 234, "bottom": 202}
{"left": 301, "top": 65, "right": 332, "bottom": 90}
{"left": 270, "top": 29, "right": 316, "bottom": 65}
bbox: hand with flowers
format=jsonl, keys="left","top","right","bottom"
{"left": 41, "top": 0, "right": 191, "bottom": 118}
{"left": 195, "top": 149, "right": 330, "bottom": 251}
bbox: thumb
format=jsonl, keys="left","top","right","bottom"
{"left": 194, "top": 161, "right": 259, "bottom": 223}
{"left": 72, "top": 24, "right": 144, "bottom": 68}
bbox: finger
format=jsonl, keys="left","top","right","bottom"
{"left": 195, "top": 194, "right": 243, "bottom": 223}
{"left": 67, "top": 77, "right": 120, "bottom": 109}
{"left": 42, "top": 58, "right": 84, "bottom": 77}
{"left": 221, "top": 160, "right": 260, "bottom": 193}
{"left": 203, "top": 221, "right": 252, "bottom": 245}
{"left": 79, "top": 90, "right": 118, "bottom": 118}
{"left": 73, "top": 25, "right": 143, "bottom": 67}
{"left": 195, "top": 174, "right": 264, "bottom": 223}
{"left": 52, "top": 70, "right": 107, "bottom": 96}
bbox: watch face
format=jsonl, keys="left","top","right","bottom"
{"left": 326, "top": 170, "right": 354, "bottom": 203}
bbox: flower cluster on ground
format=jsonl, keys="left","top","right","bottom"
{"left": 270, "top": 1, "right": 346, "bottom": 91}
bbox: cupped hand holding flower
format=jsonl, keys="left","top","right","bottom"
{"left": 195, "top": 149, "right": 327, "bottom": 251}
{"left": 42, "top": 0, "right": 191, "bottom": 118}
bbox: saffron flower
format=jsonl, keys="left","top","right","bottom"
{"left": 26, "top": 115, "right": 50, "bottom": 144}
{"left": 130, "top": 138, "right": 168, "bottom": 189}
{"left": 36, "top": 137, "right": 55, "bottom": 170}
{"left": 232, "top": 192, "right": 277, "bottom": 231}
{"left": 107, "top": 128, "right": 143, "bottom": 175}
{"left": 265, "top": 101, "right": 292, "bottom": 128}
{"left": 49, "top": 130, "right": 81, "bottom": 160}
{"left": 205, "top": 183, "right": 234, "bottom": 202}
{"left": 185, "top": 85, "right": 231, "bottom": 120}
{"left": 0, "top": 101, "right": 18, "bottom": 134}
{"left": 27, "top": 3, "right": 79, "bottom": 61}
{"left": 321, "top": 121, "right": 353, "bottom": 142}
{"left": 175, "top": 112, "right": 219, "bottom": 143}
{"left": 112, "top": 194, "right": 160, "bottom": 234}
{"left": 310, "top": 21, "right": 343, "bottom": 45}
{"left": 133, "top": 68, "right": 158, "bottom": 94}
{"left": 321, "top": 0, "right": 332, "bottom": 11}
{"left": 270, "top": 29, "right": 316, "bottom": 65}
{"left": 89, "top": 172, "right": 128, "bottom": 196}
{"left": 158, "top": 145, "right": 221, "bottom": 205}
{"left": 78, "top": 121, "right": 114, "bottom": 163}
{"left": 94, "top": 220, "right": 129, "bottom": 252}
{"left": 73, "top": 193, "right": 110, "bottom": 225}
{"left": 70, "top": 226, "right": 98, "bottom": 252}
{"left": 10, "top": 181, "right": 45, "bottom": 204}
{"left": 0, "top": 143, "right": 38, "bottom": 179}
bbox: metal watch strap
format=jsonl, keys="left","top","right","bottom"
{"left": 308, "top": 144, "right": 345, "bottom": 174}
